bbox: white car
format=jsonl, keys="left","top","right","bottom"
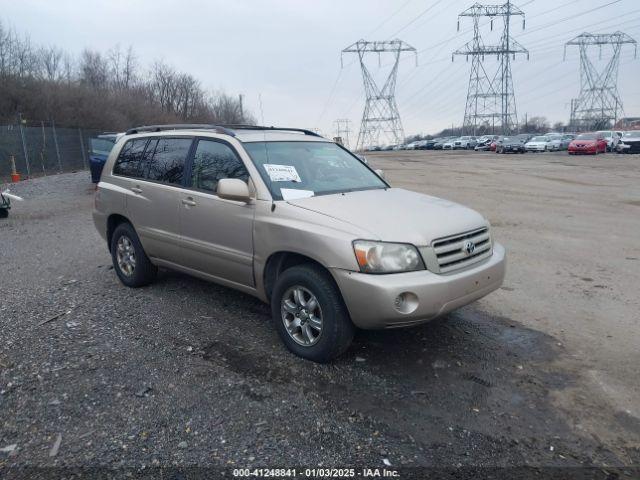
{"left": 442, "top": 139, "right": 456, "bottom": 150}
{"left": 453, "top": 136, "right": 477, "bottom": 149}
{"left": 525, "top": 136, "right": 551, "bottom": 152}
{"left": 546, "top": 134, "right": 575, "bottom": 151}
{"left": 596, "top": 130, "right": 620, "bottom": 152}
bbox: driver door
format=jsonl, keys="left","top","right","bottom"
{"left": 179, "top": 138, "right": 255, "bottom": 287}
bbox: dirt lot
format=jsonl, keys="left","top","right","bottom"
{"left": 1, "top": 150, "right": 639, "bottom": 476}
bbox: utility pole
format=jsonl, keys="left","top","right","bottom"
{"left": 238, "top": 94, "right": 244, "bottom": 120}
{"left": 334, "top": 119, "right": 352, "bottom": 149}
{"left": 342, "top": 39, "right": 416, "bottom": 150}
{"left": 564, "top": 32, "right": 637, "bottom": 131}
{"left": 453, "top": 0, "right": 528, "bottom": 135}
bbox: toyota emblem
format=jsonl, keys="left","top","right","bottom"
{"left": 463, "top": 240, "right": 476, "bottom": 255}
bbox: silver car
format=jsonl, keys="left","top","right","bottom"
{"left": 94, "top": 125, "right": 506, "bottom": 362}
{"left": 548, "top": 134, "right": 575, "bottom": 151}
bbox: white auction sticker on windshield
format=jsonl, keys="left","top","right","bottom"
{"left": 263, "top": 164, "right": 301, "bottom": 182}
{"left": 280, "top": 188, "right": 314, "bottom": 200}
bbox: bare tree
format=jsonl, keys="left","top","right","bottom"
{"left": 39, "top": 46, "right": 65, "bottom": 81}
{"left": 0, "top": 20, "right": 252, "bottom": 129}
{"left": 79, "top": 49, "right": 109, "bottom": 89}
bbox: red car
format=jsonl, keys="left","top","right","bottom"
{"left": 489, "top": 137, "right": 502, "bottom": 151}
{"left": 568, "top": 133, "right": 607, "bottom": 155}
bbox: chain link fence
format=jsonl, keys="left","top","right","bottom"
{"left": 0, "top": 120, "right": 105, "bottom": 180}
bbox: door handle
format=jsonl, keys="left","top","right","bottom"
{"left": 131, "top": 186, "right": 142, "bottom": 194}
{"left": 181, "top": 197, "right": 196, "bottom": 207}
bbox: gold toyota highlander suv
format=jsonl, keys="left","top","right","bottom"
{"left": 93, "top": 124, "right": 506, "bottom": 362}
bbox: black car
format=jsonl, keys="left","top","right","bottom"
{"left": 417, "top": 138, "right": 438, "bottom": 150}
{"left": 616, "top": 131, "right": 640, "bottom": 154}
{"left": 496, "top": 134, "right": 531, "bottom": 154}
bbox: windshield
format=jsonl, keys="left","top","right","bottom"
{"left": 244, "top": 141, "right": 387, "bottom": 200}
{"left": 90, "top": 137, "right": 116, "bottom": 156}
{"left": 531, "top": 136, "right": 548, "bottom": 142}
{"left": 623, "top": 131, "right": 640, "bottom": 138}
{"left": 576, "top": 133, "right": 597, "bottom": 140}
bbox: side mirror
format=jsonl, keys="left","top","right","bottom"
{"left": 217, "top": 178, "right": 251, "bottom": 203}
{"left": 374, "top": 169, "right": 385, "bottom": 179}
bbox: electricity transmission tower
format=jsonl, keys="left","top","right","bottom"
{"left": 564, "top": 32, "right": 637, "bottom": 131}
{"left": 454, "top": 0, "right": 528, "bottom": 135}
{"left": 342, "top": 40, "right": 416, "bottom": 150}
{"left": 334, "top": 118, "right": 352, "bottom": 148}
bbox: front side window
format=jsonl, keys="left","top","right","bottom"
{"left": 190, "top": 140, "right": 249, "bottom": 193}
{"left": 113, "top": 139, "right": 148, "bottom": 178}
{"left": 244, "top": 141, "right": 387, "bottom": 200}
{"left": 147, "top": 138, "right": 192, "bottom": 185}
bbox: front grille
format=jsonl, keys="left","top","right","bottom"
{"left": 432, "top": 227, "right": 492, "bottom": 274}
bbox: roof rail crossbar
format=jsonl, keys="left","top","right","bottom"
{"left": 220, "top": 125, "right": 322, "bottom": 137}
{"left": 125, "top": 124, "right": 236, "bottom": 136}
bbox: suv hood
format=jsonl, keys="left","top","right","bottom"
{"left": 287, "top": 188, "right": 487, "bottom": 246}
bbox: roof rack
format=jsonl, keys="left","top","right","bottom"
{"left": 125, "top": 124, "right": 236, "bottom": 136}
{"left": 221, "top": 125, "right": 323, "bottom": 137}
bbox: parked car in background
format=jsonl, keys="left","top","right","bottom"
{"left": 497, "top": 134, "right": 530, "bottom": 154}
{"left": 432, "top": 137, "right": 450, "bottom": 150}
{"left": 89, "top": 133, "right": 122, "bottom": 183}
{"left": 489, "top": 136, "right": 503, "bottom": 152}
{"left": 616, "top": 130, "right": 640, "bottom": 154}
{"left": 473, "top": 135, "right": 498, "bottom": 151}
{"left": 414, "top": 140, "right": 433, "bottom": 150}
{"left": 525, "top": 135, "right": 551, "bottom": 152}
{"left": 546, "top": 133, "right": 576, "bottom": 151}
{"left": 568, "top": 133, "right": 607, "bottom": 155}
{"left": 94, "top": 124, "right": 505, "bottom": 362}
{"left": 453, "top": 136, "right": 477, "bottom": 149}
{"left": 442, "top": 138, "right": 456, "bottom": 150}
{"left": 596, "top": 130, "right": 620, "bottom": 152}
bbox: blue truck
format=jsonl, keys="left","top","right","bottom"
{"left": 89, "top": 133, "right": 123, "bottom": 183}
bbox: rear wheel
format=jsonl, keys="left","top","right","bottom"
{"left": 271, "top": 264, "right": 355, "bottom": 363}
{"left": 0, "top": 208, "right": 8, "bottom": 219}
{"left": 110, "top": 222, "right": 157, "bottom": 287}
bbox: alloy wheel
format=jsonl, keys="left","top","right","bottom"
{"left": 281, "top": 285, "right": 323, "bottom": 346}
{"left": 116, "top": 235, "right": 136, "bottom": 276}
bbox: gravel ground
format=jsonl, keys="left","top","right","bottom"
{"left": 1, "top": 156, "right": 639, "bottom": 477}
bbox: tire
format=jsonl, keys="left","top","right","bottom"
{"left": 0, "top": 208, "right": 8, "bottom": 219}
{"left": 271, "top": 264, "right": 355, "bottom": 363}
{"left": 110, "top": 222, "right": 157, "bottom": 288}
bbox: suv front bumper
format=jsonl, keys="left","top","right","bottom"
{"left": 331, "top": 243, "right": 506, "bottom": 329}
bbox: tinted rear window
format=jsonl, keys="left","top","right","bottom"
{"left": 146, "top": 138, "right": 192, "bottom": 185}
{"left": 113, "top": 139, "right": 148, "bottom": 178}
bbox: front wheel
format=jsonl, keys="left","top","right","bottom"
{"left": 271, "top": 264, "right": 355, "bottom": 363}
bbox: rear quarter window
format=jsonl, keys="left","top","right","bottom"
{"left": 113, "top": 139, "right": 148, "bottom": 178}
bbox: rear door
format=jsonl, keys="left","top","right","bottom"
{"left": 115, "top": 136, "right": 193, "bottom": 263}
{"left": 179, "top": 138, "right": 255, "bottom": 287}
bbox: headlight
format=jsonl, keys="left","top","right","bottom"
{"left": 353, "top": 240, "right": 425, "bottom": 273}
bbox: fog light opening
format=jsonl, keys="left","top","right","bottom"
{"left": 393, "top": 292, "right": 419, "bottom": 314}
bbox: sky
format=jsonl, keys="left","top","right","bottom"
{"left": 3, "top": 0, "right": 640, "bottom": 145}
